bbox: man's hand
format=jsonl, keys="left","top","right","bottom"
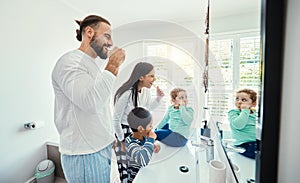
{"left": 105, "top": 47, "right": 125, "bottom": 76}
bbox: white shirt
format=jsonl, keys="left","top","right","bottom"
{"left": 113, "top": 88, "right": 161, "bottom": 141}
{"left": 52, "top": 50, "right": 115, "bottom": 155}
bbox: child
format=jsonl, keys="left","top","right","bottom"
{"left": 113, "top": 62, "right": 164, "bottom": 183}
{"left": 228, "top": 88, "right": 257, "bottom": 159}
{"left": 155, "top": 88, "right": 194, "bottom": 147}
{"left": 126, "top": 107, "right": 161, "bottom": 183}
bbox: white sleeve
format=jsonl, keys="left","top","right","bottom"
{"left": 113, "top": 91, "right": 131, "bottom": 141}
{"left": 53, "top": 57, "right": 115, "bottom": 113}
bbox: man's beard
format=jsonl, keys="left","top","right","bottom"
{"left": 90, "top": 39, "right": 108, "bottom": 59}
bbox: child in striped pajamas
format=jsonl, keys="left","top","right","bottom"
{"left": 126, "top": 107, "right": 160, "bottom": 183}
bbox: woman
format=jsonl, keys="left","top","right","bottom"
{"left": 113, "top": 62, "right": 164, "bottom": 183}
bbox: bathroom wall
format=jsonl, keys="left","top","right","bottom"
{"left": 0, "top": 0, "right": 259, "bottom": 182}
{"left": 0, "top": 1, "right": 78, "bottom": 182}
{"left": 278, "top": 0, "right": 300, "bottom": 182}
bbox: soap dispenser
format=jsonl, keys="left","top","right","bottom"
{"left": 201, "top": 120, "right": 211, "bottom": 138}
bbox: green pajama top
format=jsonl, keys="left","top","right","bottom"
{"left": 157, "top": 105, "right": 194, "bottom": 139}
{"left": 228, "top": 109, "right": 257, "bottom": 145}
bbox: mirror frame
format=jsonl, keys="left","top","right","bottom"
{"left": 256, "top": 0, "right": 286, "bottom": 183}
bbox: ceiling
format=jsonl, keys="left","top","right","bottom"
{"left": 59, "top": 0, "right": 260, "bottom": 27}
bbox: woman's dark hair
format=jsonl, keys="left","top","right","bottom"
{"left": 75, "top": 15, "right": 111, "bottom": 42}
{"left": 114, "top": 62, "right": 154, "bottom": 107}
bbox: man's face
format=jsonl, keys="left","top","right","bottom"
{"left": 90, "top": 22, "right": 113, "bottom": 59}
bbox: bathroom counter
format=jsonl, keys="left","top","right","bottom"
{"left": 133, "top": 141, "right": 210, "bottom": 183}
{"left": 227, "top": 152, "right": 256, "bottom": 182}
{"left": 47, "top": 140, "right": 214, "bottom": 183}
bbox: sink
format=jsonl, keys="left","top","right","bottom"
{"left": 133, "top": 141, "right": 209, "bottom": 183}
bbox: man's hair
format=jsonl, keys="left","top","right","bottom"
{"left": 75, "top": 15, "right": 111, "bottom": 42}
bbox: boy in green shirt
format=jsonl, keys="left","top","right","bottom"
{"left": 228, "top": 88, "right": 257, "bottom": 159}
{"left": 155, "top": 88, "right": 194, "bottom": 147}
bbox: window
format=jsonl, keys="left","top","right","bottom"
{"left": 143, "top": 33, "right": 261, "bottom": 128}
{"left": 143, "top": 40, "right": 202, "bottom": 128}
{"left": 209, "top": 33, "right": 261, "bottom": 126}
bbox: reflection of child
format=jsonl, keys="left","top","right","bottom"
{"left": 155, "top": 88, "right": 194, "bottom": 147}
{"left": 126, "top": 107, "right": 160, "bottom": 183}
{"left": 228, "top": 88, "right": 257, "bottom": 159}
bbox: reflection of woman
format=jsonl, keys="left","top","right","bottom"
{"left": 228, "top": 88, "right": 257, "bottom": 159}
{"left": 113, "top": 62, "right": 164, "bottom": 183}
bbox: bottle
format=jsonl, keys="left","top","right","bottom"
{"left": 201, "top": 120, "right": 211, "bottom": 138}
{"left": 206, "top": 138, "right": 214, "bottom": 163}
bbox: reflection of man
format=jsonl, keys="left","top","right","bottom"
{"left": 52, "top": 15, "right": 125, "bottom": 182}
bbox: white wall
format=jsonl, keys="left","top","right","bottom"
{"left": 278, "top": 0, "right": 300, "bottom": 182}
{"left": 0, "top": 0, "right": 80, "bottom": 182}
{"left": 181, "top": 11, "right": 260, "bottom": 37}
{"left": 0, "top": 0, "right": 259, "bottom": 182}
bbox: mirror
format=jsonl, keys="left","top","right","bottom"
{"left": 207, "top": 0, "right": 261, "bottom": 182}
{"left": 210, "top": 0, "right": 284, "bottom": 183}
{"left": 108, "top": 0, "right": 261, "bottom": 180}
{"left": 111, "top": 20, "right": 207, "bottom": 183}
{"left": 111, "top": 0, "right": 263, "bottom": 182}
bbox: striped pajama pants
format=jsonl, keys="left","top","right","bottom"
{"left": 114, "top": 124, "right": 132, "bottom": 183}
{"left": 61, "top": 144, "right": 113, "bottom": 183}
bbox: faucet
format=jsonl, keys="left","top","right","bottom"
{"left": 190, "top": 130, "right": 214, "bottom": 163}
{"left": 191, "top": 134, "right": 215, "bottom": 182}
{"left": 199, "top": 135, "right": 214, "bottom": 163}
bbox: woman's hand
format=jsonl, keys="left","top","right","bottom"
{"left": 156, "top": 86, "right": 165, "bottom": 98}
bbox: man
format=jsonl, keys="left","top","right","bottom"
{"left": 52, "top": 15, "right": 125, "bottom": 182}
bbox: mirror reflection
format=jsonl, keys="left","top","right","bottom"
{"left": 209, "top": 0, "right": 261, "bottom": 182}
{"left": 67, "top": 1, "right": 262, "bottom": 183}
{"left": 111, "top": 27, "right": 205, "bottom": 182}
